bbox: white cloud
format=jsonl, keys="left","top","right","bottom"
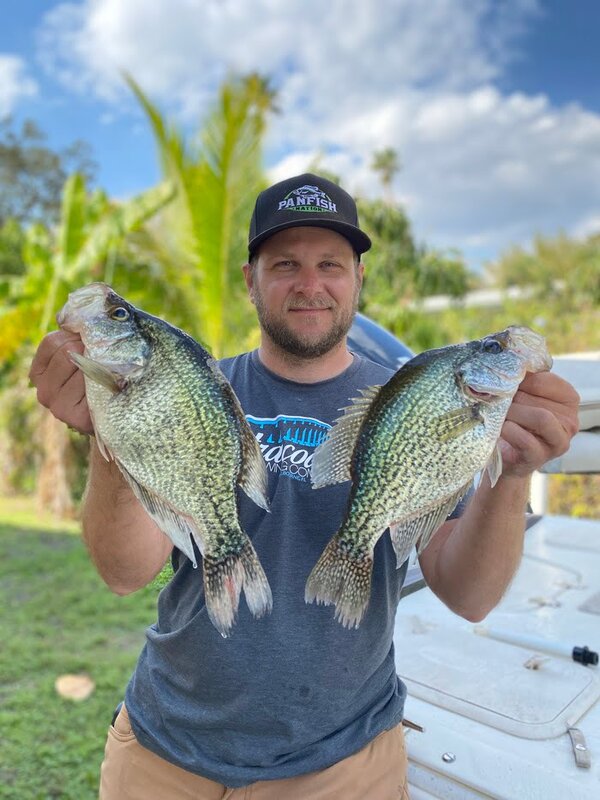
{"left": 36, "top": 0, "right": 600, "bottom": 268}
{"left": 37, "top": 0, "right": 535, "bottom": 109}
{"left": 572, "top": 213, "right": 600, "bottom": 240}
{"left": 0, "top": 55, "right": 38, "bottom": 115}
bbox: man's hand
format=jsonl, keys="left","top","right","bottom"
{"left": 29, "top": 330, "right": 93, "bottom": 435}
{"left": 499, "top": 371, "right": 580, "bottom": 478}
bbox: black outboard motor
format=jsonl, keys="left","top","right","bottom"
{"left": 348, "top": 313, "right": 413, "bottom": 370}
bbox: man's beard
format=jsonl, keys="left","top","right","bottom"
{"left": 253, "top": 291, "right": 359, "bottom": 360}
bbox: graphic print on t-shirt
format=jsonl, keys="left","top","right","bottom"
{"left": 246, "top": 414, "right": 331, "bottom": 483}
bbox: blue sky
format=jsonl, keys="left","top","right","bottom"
{"left": 2, "top": 0, "right": 600, "bottom": 272}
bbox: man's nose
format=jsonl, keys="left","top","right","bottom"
{"left": 293, "top": 266, "right": 322, "bottom": 296}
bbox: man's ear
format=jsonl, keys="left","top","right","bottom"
{"left": 357, "top": 261, "right": 365, "bottom": 290}
{"left": 242, "top": 262, "right": 255, "bottom": 305}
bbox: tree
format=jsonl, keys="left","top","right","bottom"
{"left": 356, "top": 196, "right": 475, "bottom": 342}
{"left": 126, "top": 72, "right": 276, "bottom": 356}
{"left": 486, "top": 231, "right": 600, "bottom": 306}
{"left": 412, "top": 247, "right": 473, "bottom": 299}
{"left": 357, "top": 197, "right": 418, "bottom": 313}
{"left": 0, "top": 172, "right": 175, "bottom": 515}
{"left": 371, "top": 147, "right": 400, "bottom": 203}
{"left": 0, "top": 118, "right": 96, "bottom": 227}
{"left": 0, "top": 217, "right": 25, "bottom": 279}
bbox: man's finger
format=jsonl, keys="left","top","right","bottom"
{"left": 503, "top": 404, "right": 571, "bottom": 454}
{"left": 50, "top": 367, "right": 87, "bottom": 413}
{"left": 29, "top": 330, "right": 83, "bottom": 381}
{"left": 35, "top": 341, "right": 84, "bottom": 408}
{"left": 518, "top": 371, "right": 580, "bottom": 406}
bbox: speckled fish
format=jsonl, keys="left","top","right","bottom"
{"left": 57, "top": 282, "right": 272, "bottom": 637}
{"left": 306, "top": 326, "right": 552, "bottom": 628}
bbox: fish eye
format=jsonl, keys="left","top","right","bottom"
{"left": 110, "top": 306, "right": 130, "bottom": 321}
{"left": 482, "top": 338, "right": 502, "bottom": 354}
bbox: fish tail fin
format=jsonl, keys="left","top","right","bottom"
{"left": 203, "top": 537, "right": 272, "bottom": 638}
{"left": 305, "top": 534, "right": 373, "bottom": 629}
{"left": 238, "top": 538, "right": 273, "bottom": 620}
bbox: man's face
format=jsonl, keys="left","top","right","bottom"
{"left": 243, "top": 226, "right": 364, "bottom": 359}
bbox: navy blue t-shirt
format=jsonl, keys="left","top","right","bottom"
{"left": 124, "top": 351, "right": 464, "bottom": 786}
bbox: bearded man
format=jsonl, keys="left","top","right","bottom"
{"left": 30, "top": 173, "right": 579, "bottom": 799}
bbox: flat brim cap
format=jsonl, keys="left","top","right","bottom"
{"left": 248, "top": 172, "right": 371, "bottom": 257}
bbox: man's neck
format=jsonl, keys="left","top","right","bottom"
{"left": 257, "top": 338, "right": 354, "bottom": 383}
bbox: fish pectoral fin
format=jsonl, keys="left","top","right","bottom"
{"left": 435, "top": 405, "right": 484, "bottom": 442}
{"left": 486, "top": 443, "right": 503, "bottom": 487}
{"left": 311, "top": 384, "right": 382, "bottom": 489}
{"left": 115, "top": 462, "right": 204, "bottom": 567}
{"left": 389, "top": 483, "right": 471, "bottom": 566}
{"left": 238, "top": 420, "right": 270, "bottom": 512}
{"left": 70, "top": 352, "right": 142, "bottom": 393}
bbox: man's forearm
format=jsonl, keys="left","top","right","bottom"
{"left": 81, "top": 441, "right": 173, "bottom": 594}
{"left": 421, "top": 474, "right": 530, "bottom": 621}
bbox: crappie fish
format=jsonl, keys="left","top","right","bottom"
{"left": 306, "top": 326, "right": 552, "bottom": 628}
{"left": 57, "top": 283, "right": 272, "bottom": 637}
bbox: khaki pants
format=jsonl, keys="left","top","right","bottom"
{"left": 100, "top": 705, "right": 409, "bottom": 799}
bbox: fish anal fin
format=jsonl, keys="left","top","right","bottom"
{"left": 389, "top": 483, "right": 471, "bottom": 567}
{"left": 311, "top": 385, "right": 382, "bottom": 489}
{"left": 115, "top": 462, "right": 205, "bottom": 567}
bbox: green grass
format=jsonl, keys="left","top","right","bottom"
{"left": 0, "top": 499, "right": 158, "bottom": 799}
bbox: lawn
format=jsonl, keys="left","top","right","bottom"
{"left": 0, "top": 498, "right": 158, "bottom": 799}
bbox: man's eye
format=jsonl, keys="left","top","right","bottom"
{"left": 275, "top": 260, "right": 295, "bottom": 269}
{"left": 322, "top": 261, "right": 342, "bottom": 270}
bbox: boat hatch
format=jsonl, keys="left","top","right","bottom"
{"left": 395, "top": 618, "right": 600, "bottom": 739}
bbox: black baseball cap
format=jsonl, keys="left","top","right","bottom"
{"left": 248, "top": 172, "right": 372, "bottom": 258}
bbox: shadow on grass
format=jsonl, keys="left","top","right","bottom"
{"left": 0, "top": 522, "right": 157, "bottom": 799}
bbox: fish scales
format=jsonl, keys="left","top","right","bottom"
{"left": 306, "top": 327, "right": 552, "bottom": 628}
{"left": 106, "top": 329, "right": 237, "bottom": 542}
{"left": 58, "top": 283, "right": 272, "bottom": 637}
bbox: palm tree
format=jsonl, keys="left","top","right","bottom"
{"left": 126, "top": 72, "right": 276, "bottom": 356}
{"left": 371, "top": 148, "right": 401, "bottom": 204}
{"left": 0, "top": 173, "right": 175, "bottom": 516}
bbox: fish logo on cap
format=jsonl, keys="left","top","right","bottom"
{"left": 277, "top": 184, "right": 337, "bottom": 213}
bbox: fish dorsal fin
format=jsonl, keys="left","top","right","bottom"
{"left": 311, "top": 385, "right": 382, "bottom": 489}
{"left": 238, "top": 421, "right": 270, "bottom": 511}
{"left": 205, "top": 357, "right": 270, "bottom": 511}
{"left": 389, "top": 483, "right": 471, "bottom": 567}
{"left": 116, "top": 462, "right": 207, "bottom": 568}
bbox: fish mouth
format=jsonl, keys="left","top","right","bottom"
{"left": 56, "top": 283, "right": 112, "bottom": 331}
{"left": 463, "top": 385, "right": 499, "bottom": 403}
{"left": 505, "top": 325, "right": 553, "bottom": 372}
